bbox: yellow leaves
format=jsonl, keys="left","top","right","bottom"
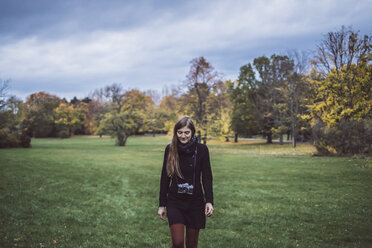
{"left": 308, "top": 63, "right": 371, "bottom": 126}
{"left": 340, "top": 108, "right": 353, "bottom": 117}
{"left": 300, "top": 114, "right": 311, "bottom": 121}
{"left": 54, "top": 102, "right": 85, "bottom": 134}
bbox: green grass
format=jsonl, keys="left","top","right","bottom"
{"left": 0, "top": 135, "right": 371, "bottom": 248}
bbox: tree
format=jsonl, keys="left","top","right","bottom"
{"left": 308, "top": 26, "right": 372, "bottom": 154}
{"left": 157, "top": 94, "right": 180, "bottom": 134}
{"left": 0, "top": 80, "right": 31, "bottom": 148}
{"left": 183, "top": 57, "right": 220, "bottom": 142}
{"left": 309, "top": 26, "right": 371, "bottom": 126}
{"left": 23, "top": 92, "right": 61, "bottom": 137}
{"left": 228, "top": 65, "right": 259, "bottom": 142}
{"left": 121, "top": 89, "right": 154, "bottom": 134}
{"left": 93, "top": 84, "right": 150, "bottom": 146}
{"left": 121, "top": 89, "right": 153, "bottom": 113}
{"left": 253, "top": 55, "right": 293, "bottom": 144}
{"left": 286, "top": 50, "right": 312, "bottom": 147}
{"left": 312, "top": 26, "right": 370, "bottom": 75}
{"left": 0, "top": 79, "right": 10, "bottom": 109}
{"left": 82, "top": 98, "right": 103, "bottom": 134}
{"left": 92, "top": 83, "right": 125, "bottom": 113}
{"left": 206, "top": 80, "right": 233, "bottom": 141}
{"left": 54, "top": 102, "right": 86, "bottom": 137}
{"left": 95, "top": 110, "right": 143, "bottom": 146}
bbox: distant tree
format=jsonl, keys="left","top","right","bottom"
{"left": 0, "top": 79, "right": 10, "bottom": 109}
{"left": 82, "top": 97, "right": 92, "bottom": 103}
{"left": 92, "top": 83, "right": 125, "bottom": 112}
{"left": 206, "top": 80, "right": 233, "bottom": 141}
{"left": 23, "top": 92, "right": 61, "bottom": 137}
{"left": 54, "top": 102, "right": 87, "bottom": 137}
{"left": 312, "top": 26, "right": 370, "bottom": 75}
{"left": 121, "top": 89, "right": 154, "bottom": 134}
{"left": 0, "top": 80, "right": 31, "bottom": 148}
{"left": 308, "top": 26, "right": 372, "bottom": 154}
{"left": 286, "top": 50, "right": 312, "bottom": 147}
{"left": 228, "top": 64, "right": 260, "bottom": 142}
{"left": 70, "top": 96, "right": 79, "bottom": 105}
{"left": 253, "top": 55, "right": 293, "bottom": 144}
{"left": 95, "top": 110, "right": 143, "bottom": 146}
{"left": 145, "top": 89, "right": 161, "bottom": 106}
{"left": 84, "top": 98, "right": 104, "bottom": 134}
{"left": 93, "top": 84, "right": 149, "bottom": 146}
{"left": 157, "top": 94, "right": 180, "bottom": 133}
{"left": 121, "top": 89, "right": 153, "bottom": 112}
{"left": 104, "top": 83, "right": 126, "bottom": 112}
{"left": 183, "top": 57, "right": 220, "bottom": 142}
{"left": 309, "top": 26, "right": 371, "bottom": 126}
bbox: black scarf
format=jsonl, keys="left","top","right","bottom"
{"left": 177, "top": 136, "right": 197, "bottom": 155}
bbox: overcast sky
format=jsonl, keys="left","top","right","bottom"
{"left": 0, "top": 0, "right": 371, "bottom": 100}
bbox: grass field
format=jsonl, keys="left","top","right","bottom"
{"left": 0, "top": 135, "right": 371, "bottom": 248}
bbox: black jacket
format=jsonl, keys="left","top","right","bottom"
{"left": 159, "top": 143, "right": 213, "bottom": 207}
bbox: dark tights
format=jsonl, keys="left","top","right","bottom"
{"left": 170, "top": 223, "right": 200, "bottom": 248}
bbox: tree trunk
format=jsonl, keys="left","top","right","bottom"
{"left": 267, "top": 132, "right": 272, "bottom": 144}
{"left": 279, "top": 133, "right": 283, "bottom": 145}
{"left": 203, "top": 129, "right": 207, "bottom": 144}
{"left": 234, "top": 133, "right": 238, "bottom": 143}
{"left": 117, "top": 134, "right": 128, "bottom": 146}
{"left": 194, "top": 83, "right": 204, "bottom": 125}
{"left": 290, "top": 98, "right": 296, "bottom": 148}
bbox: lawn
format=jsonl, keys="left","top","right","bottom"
{"left": 0, "top": 135, "right": 371, "bottom": 248}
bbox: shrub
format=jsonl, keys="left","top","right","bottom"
{"left": 57, "top": 129, "right": 70, "bottom": 138}
{"left": 312, "top": 119, "right": 372, "bottom": 155}
{"left": 20, "top": 131, "right": 31, "bottom": 148}
{"left": 0, "top": 128, "right": 31, "bottom": 148}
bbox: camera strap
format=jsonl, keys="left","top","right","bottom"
{"left": 192, "top": 146, "right": 197, "bottom": 187}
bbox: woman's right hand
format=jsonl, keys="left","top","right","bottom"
{"left": 158, "top": 207, "right": 166, "bottom": 220}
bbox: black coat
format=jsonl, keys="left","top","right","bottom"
{"left": 159, "top": 143, "right": 213, "bottom": 207}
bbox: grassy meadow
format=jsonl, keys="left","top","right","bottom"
{"left": 0, "top": 135, "right": 371, "bottom": 248}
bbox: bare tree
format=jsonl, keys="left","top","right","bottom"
{"left": 312, "top": 26, "right": 371, "bottom": 74}
{"left": 184, "top": 57, "right": 220, "bottom": 142}
{"left": 287, "top": 50, "right": 310, "bottom": 148}
{"left": 91, "top": 83, "right": 126, "bottom": 113}
{"left": 0, "top": 79, "right": 10, "bottom": 109}
{"left": 145, "top": 89, "right": 161, "bottom": 106}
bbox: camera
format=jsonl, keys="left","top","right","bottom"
{"left": 177, "top": 183, "right": 194, "bottom": 195}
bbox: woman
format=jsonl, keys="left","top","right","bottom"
{"left": 158, "top": 116, "right": 214, "bottom": 248}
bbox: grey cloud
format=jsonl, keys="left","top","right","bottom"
{"left": 1, "top": 0, "right": 371, "bottom": 100}
{"left": 0, "top": 0, "right": 193, "bottom": 41}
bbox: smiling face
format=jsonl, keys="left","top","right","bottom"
{"left": 176, "top": 126, "right": 192, "bottom": 144}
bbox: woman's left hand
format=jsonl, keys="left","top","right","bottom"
{"left": 205, "top": 202, "right": 214, "bottom": 217}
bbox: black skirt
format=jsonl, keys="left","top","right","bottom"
{"left": 166, "top": 192, "right": 206, "bottom": 229}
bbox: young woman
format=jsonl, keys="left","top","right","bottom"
{"left": 158, "top": 116, "right": 214, "bottom": 248}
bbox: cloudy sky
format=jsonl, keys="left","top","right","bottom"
{"left": 0, "top": 0, "right": 371, "bottom": 100}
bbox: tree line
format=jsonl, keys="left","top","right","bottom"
{"left": 0, "top": 26, "right": 371, "bottom": 155}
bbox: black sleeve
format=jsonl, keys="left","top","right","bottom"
{"left": 159, "top": 145, "right": 170, "bottom": 207}
{"left": 201, "top": 145, "right": 214, "bottom": 205}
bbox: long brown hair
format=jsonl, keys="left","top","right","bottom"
{"left": 167, "top": 115, "right": 196, "bottom": 178}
